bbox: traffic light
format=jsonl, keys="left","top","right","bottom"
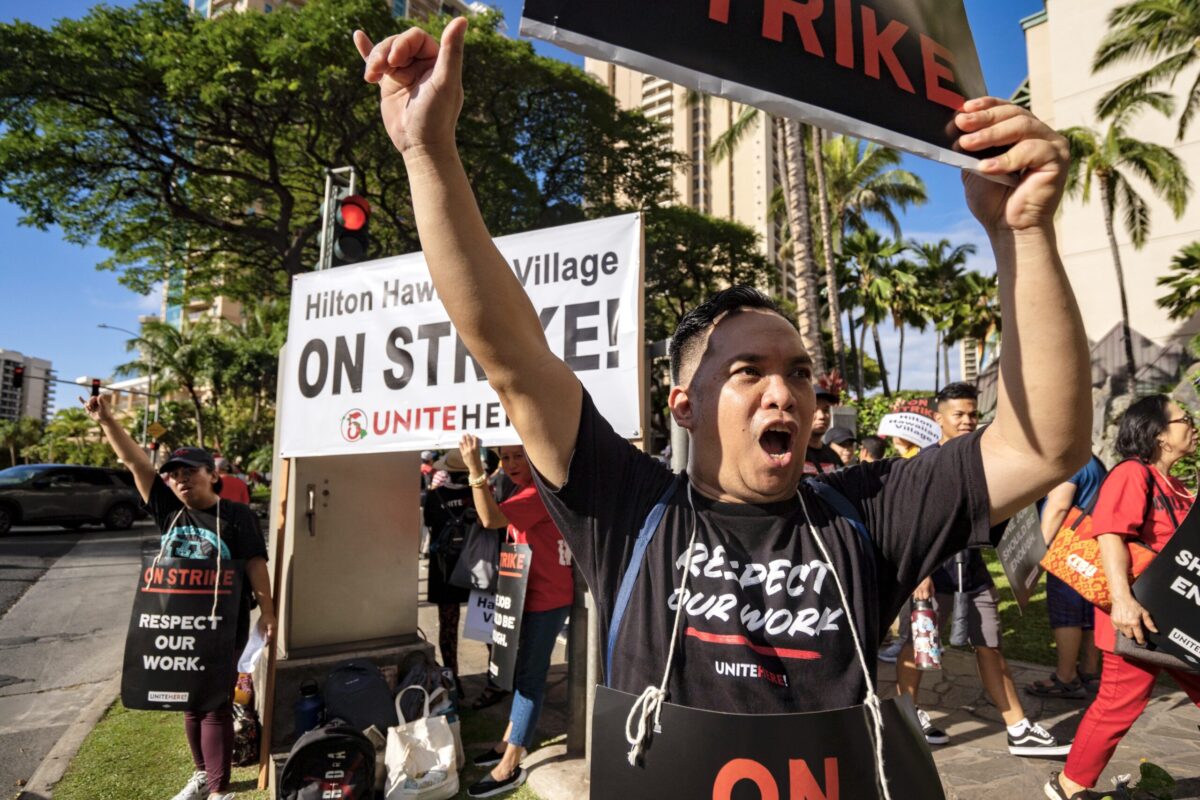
{"left": 11, "top": 365, "right": 23, "bottom": 390}
{"left": 91, "top": 378, "right": 101, "bottom": 398}
{"left": 332, "top": 194, "right": 370, "bottom": 266}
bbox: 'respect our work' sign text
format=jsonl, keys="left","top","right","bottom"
{"left": 521, "top": 0, "right": 996, "bottom": 173}
{"left": 280, "top": 214, "right": 643, "bottom": 457}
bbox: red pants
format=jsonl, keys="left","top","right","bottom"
{"left": 1064, "top": 651, "right": 1200, "bottom": 787}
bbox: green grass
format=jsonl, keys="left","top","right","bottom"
{"left": 54, "top": 700, "right": 546, "bottom": 800}
{"left": 53, "top": 702, "right": 269, "bottom": 800}
{"left": 981, "top": 550, "right": 1057, "bottom": 666}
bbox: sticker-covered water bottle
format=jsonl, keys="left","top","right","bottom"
{"left": 910, "top": 597, "right": 942, "bottom": 671}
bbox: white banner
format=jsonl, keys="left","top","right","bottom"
{"left": 279, "top": 214, "right": 643, "bottom": 457}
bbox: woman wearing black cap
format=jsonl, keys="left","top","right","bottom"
{"left": 85, "top": 394, "right": 274, "bottom": 800}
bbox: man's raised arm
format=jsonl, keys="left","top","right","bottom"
{"left": 354, "top": 20, "right": 581, "bottom": 487}
{"left": 957, "top": 98, "right": 1091, "bottom": 521}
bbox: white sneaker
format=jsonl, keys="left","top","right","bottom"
{"left": 916, "top": 708, "right": 950, "bottom": 745}
{"left": 209, "top": 795, "right": 236, "bottom": 800}
{"left": 170, "top": 771, "right": 207, "bottom": 800}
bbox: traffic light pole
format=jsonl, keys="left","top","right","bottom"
{"left": 317, "top": 167, "right": 359, "bottom": 272}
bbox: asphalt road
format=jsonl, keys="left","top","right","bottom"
{"left": 0, "top": 521, "right": 156, "bottom": 799}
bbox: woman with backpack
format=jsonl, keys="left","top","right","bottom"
{"left": 84, "top": 394, "right": 274, "bottom": 800}
{"left": 1048, "top": 396, "right": 1200, "bottom": 800}
{"left": 456, "top": 434, "right": 574, "bottom": 798}
{"left": 421, "top": 451, "right": 476, "bottom": 694}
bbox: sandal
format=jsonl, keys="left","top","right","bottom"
{"left": 1078, "top": 671, "right": 1101, "bottom": 696}
{"left": 1026, "top": 673, "right": 1087, "bottom": 699}
{"left": 471, "top": 686, "right": 510, "bottom": 711}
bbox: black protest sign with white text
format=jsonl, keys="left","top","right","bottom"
{"left": 121, "top": 557, "right": 243, "bottom": 712}
{"left": 1134, "top": 504, "right": 1200, "bottom": 669}
{"left": 489, "top": 543, "right": 533, "bottom": 692}
{"left": 521, "top": 0, "right": 995, "bottom": 171}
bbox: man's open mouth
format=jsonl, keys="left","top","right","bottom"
{"left": 759, "top": 427, "right": 793, "bottom": 462}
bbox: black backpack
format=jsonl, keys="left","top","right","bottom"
{"left": 323, "top": 659, "right": 398, "bottom": 734}
{"left": 430, "top": 493, "right": 478, "bottom": 578}
{"left": 278, "top": 722, "right": 375, "bottom": 800}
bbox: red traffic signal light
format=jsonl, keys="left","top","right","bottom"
{"left": 91, "top": 378, "right": 101, "bottom": 398}
{"left": 333, "top": 194, "right": 370, "bottom": 266}
{"left": 11, "top": 365, "right": 24, "bottom": 389}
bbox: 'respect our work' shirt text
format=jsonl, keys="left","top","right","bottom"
{"left": 534, "top": 391, "right": 998, "bottom": 714}
{"left": 147, "top": 477, "right": 268, "bottom": 648}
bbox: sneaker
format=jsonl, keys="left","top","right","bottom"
{"left": 468, "top": 766, "right": 527, "bottom": 798}
{"left": 1009, "top": 722, "right": 1072, "bottom": 757}
{"left": 170, "top": 770, "right": 208, "bottom": 800}
{"left": 471, "top": 747, "right": 505, "bottom": 768}
{"left": 878, "top": 639, "right": 904, "bottom": 664}
{"left": 1044, "top": 772, "right": 1103, "bottom": 799}
{"left": 210, "top": 795, "right": 236, "bottom": 800}
{"left": 917, "top": 708, "right": 949, "bottom": 745}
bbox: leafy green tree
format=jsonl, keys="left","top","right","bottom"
{"left": 1062, "top": 93, "right": 1192, "bottom": 386}
{"left": 821, "top": 135, "right": 927, "bottom": 247}
{"left": 0, "top": 417, "right": 43, "bottom": 467}
{"left": 27, "top": 408, "right": 118, "bottom": 466}
{"left": 1094, "top": 0, "right": 1200, "bottom": 140}
{"left": 0, "top": 0, "right": 674, "bottom": 301}
{"left": 1156, "top": 241, "right": 1200, "bottom": 320}
{"left": 941, "top": 271, "right": 1002, "bottom": 382}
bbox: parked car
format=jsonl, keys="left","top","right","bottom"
{"left": 0, "top": 464, "right": 147, "bottom": 535}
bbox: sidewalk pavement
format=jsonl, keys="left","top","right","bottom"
{"left": 426, "top": 570, "right": 1200, "bottom": 800}
{"left": 4, "top": 525, "right": 154, "bottom": 800}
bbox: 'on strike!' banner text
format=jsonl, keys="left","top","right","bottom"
{"left": 280, "top": 214, "right": 643, "bottom": 457}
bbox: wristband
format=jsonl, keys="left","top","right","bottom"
{"left": 468, "top": 473, "right": 488, "bottom": 488}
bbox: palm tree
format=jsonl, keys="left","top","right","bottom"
{"left": 821, "top": 135, "right": 927, "bottom": 248}
{"left": 115, "top": 319, "right": 219, "bottom": 446}
{"left": 1156, "top": 240, "right": 1200, "bottom": 320}
{"left": 888, "top": 256, "right": 928, "bottom": 393}
{"left": 708, "top": 105, "right": 826, "bottom": 375}
{"left": 1094, "top": 0, "right": 1200, "bottom": 140}
{"left": 941, "top": 271, "right": 1002, "bottom": 381}
{"left": 907, "top": 239, "right": 977, "bottom": 391}
{"left": 842, "top": 229, "right": 911, "bottom": 397}
{"left": 43, "top": 408, "right": 96, "bottom": 464}
{"left": 1062, "top": 93, "right": 1192, "bottom": 387}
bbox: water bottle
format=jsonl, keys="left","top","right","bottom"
{"left": 910, "top": 598, "right": 942, "bottom": 671}
{"left": 293, "top": 679, "right": 324, "bottom": 739}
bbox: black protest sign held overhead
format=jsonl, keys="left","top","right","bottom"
{"left": 996, "top": 504, "right": 1046, "bottom": 612}
{"left": 1134, "top": 504, "right": 1200, "bottom": 669}
{"left": 521, "top": 0, "right": 997, "bottom": 171}
{"left": 591, "top": 687, "right": 945, "bottom": 799}
{"left": 122, "top": 557, "right": 243, "bottom": 713}
{"left": 489, "top": 543, "right": 533, "bottom": 691}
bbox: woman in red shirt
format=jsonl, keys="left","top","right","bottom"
{"left": 458, "top": 434, "right": 574, "bottom": 798}
{"left": 1049, "top": 396, "right": 1200, "bottom": 799}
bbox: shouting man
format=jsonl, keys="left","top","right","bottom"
{"left": 354, "top": 16, "right": 1090, "bottom": 791}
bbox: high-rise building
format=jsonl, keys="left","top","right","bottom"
{"left": 0, "top": 350, "right": 54, "bottom": 424}
{"left": 1022, "top": 1, "right": 1200, "bottom": 387}
{"left": 585, "top": 61, "right": 794, "bottom": 299}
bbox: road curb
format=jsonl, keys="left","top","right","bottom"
{"left": 17, "top": 676, "right": 120, "bottom": 800}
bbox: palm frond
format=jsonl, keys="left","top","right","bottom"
{"left": 1118, "top": 177, "right": 1151, "bottom": 247}
{"left": 709, "top": 105, "right": 761, "bottom": 164}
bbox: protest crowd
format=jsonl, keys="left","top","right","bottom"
{"left": 68, "top": 9, "right": 1200, "bottom": 800}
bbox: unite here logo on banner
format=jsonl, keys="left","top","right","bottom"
{"left": 279, "top": 214, "right": 644, "bottom": 457}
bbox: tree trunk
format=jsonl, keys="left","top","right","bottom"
{"left": 847, "top": 308, "right": 863, "bottom": 399}
{"left": 942, "top": 343, "right": 951, "bottom": 387}
{"left": 8, "top": 445, "right": 15, "bottom": 467}
{"left": 858, "top": 318, "right": 869, "bottom": 393}
{"left": 780, "top": 119, "right": 827, "bottom": 376}
{"left": 871, "top": 323, "right": 891, "bottom": 396}
{"left": 811, "top": 127, "right": 846, "bottom": 377}
{"left": 1100, "top": 177, "right": 1138, "bottom": 391}
{"left": 934, "top": 329, "right": 942, "bottom": 393}
{"left": 896, "top": 324, "right": 905, "bottom": 392}
{"left": 188, "top": 387, "right": 206, "bottom": 447}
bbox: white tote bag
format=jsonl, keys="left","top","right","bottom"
{"left": 385, "top": 686, "right": 459, "bottom": 800}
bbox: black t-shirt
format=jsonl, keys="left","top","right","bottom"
{"left": 147, "top": 477, "right": 268, "bottom": 648}
{"left": 534, "top": 392, "right": 999, "bottom": 714}
{"left": 911, "top": 444, "right": 995, "bottom": 595}
{"left": 804, "top": 443, "right": 843, "bottom": 475}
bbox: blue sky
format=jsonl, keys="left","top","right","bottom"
{"left": 0, "top": 0, "right": 1044, "bottom": 408}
